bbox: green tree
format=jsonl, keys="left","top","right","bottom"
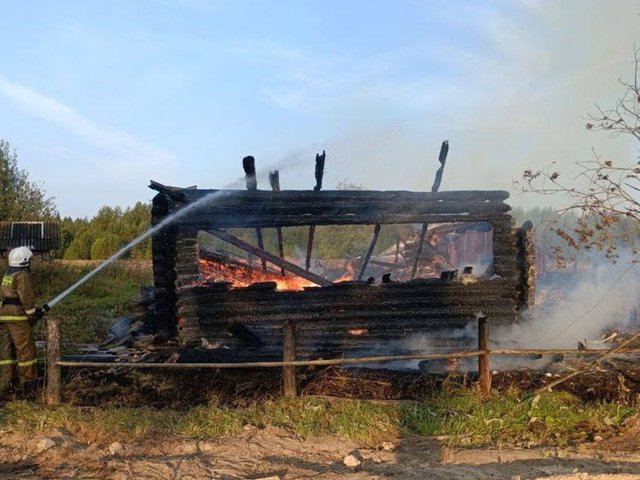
{"left": 0, "top": 140, "right": 57, "bottom": 220}
{"left": 90, "top": 233, "right": 122, "bottom": 260}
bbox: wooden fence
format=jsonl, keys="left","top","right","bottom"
{"left": 44, "top": 316, "right": 640, "bottom": 406}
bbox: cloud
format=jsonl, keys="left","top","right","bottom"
{"left": 0, "top": 76, "right": 176, "bottom": 171}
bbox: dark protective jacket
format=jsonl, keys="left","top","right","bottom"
{"left": 0, "top": 268, "right": 37, "bottom": 321}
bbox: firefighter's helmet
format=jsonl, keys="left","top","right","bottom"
{"left": 8, "top": 246, "right": 34, "bottom": 268}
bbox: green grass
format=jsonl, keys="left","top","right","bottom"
{"left": 1, "top": 392, "right": 635, "bottom": 447}
{"left": 21, "top": 260, "right": 153, "bottom": 343}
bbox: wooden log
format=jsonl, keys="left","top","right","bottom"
{"left": 282, "top": 320, "right": 297, "bottom": 397}
{"left": 477, "top": 313, "right": 491, "bottom": 396}
{"left": 255, "top": 228, "right": 267, "bottom": 271}
{"left": 202, "top": 229, "right": 332, "bottom": 286}
{"left": 431, "top": 140, "right": 449, "bottom": 193}
{"left": 305, "top": 225, "right": 315, "bottom": 271}
{"left": 56, "top": 350, "right": 485, "bottom": 369}
{"left": 175, "top": 212, "right": 504, "bottom": 230}
{"left": 358, "top": 224, "right": 381, "bottom": 281}
{"left": 174, "top": 200, "right": 511, "bottom": 217}
{"left": 305, "top": 152, "right": 326, "bottom": 271}
{"left": 410, "top": 223, "right": 429, "bottom": 280}
{"left": 269, "top": 170, "right": 286, "bottom": 275}
{"left": 242, "top": 155, "right": 266, "bottom": 269}
{"left": 46, "top": 317, "right": 62, "bottom": 406}
{"left": 176, "top": 189, "right": 511, "bottom": 203}
{"left": 243, "top": 156, "right": 257, "bottom": 190}
{"left": 314, "top": 151, "right": 326, "bottom": 192}
{"left": 411, "top": 141, "right": 450, "bottom": 280}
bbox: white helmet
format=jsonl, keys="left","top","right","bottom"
{"left": 8, "top": 246, "right": 34, "bottom": 268}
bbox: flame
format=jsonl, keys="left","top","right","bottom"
{"left": 333, "top": 261, "right": 355, "bottom": 283}
{"left": 198, "top": 258, "right": 317, "bottom": 291}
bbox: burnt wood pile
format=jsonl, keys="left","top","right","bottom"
{"left": 150, "top": 178, "right": 534, "bottom": 361}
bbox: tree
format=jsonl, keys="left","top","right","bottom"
{"left": 516, "top": 49, "right": 640, "bottom": 263}
{"left": 0, "top": 140, "right": 57, "bottom": 220}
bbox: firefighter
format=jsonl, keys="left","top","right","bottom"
{"left": 0, "top": 246, "right": 44, "bottom": 393}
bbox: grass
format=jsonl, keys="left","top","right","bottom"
{"left": 13, "top": 259, "right": 153, "bottom": 343}
{"left": 1, "top": 391, "right": 635, "bottom": 447}
{"left": 1, "top": 260, "right": 635, "bottom": 448}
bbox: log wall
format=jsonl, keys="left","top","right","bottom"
{"left": 151, "top": 187, "right": 528, "bottom": 361}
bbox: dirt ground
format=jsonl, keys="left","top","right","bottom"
{"left": 1, "top": 426, "right": 640, "bottom": 480}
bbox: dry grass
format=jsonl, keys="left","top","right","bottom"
{"left": 1, "top": 391, "right": 634, "bottom": 448}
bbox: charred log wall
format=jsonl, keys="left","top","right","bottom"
{"left": 176, "top": 278, "right": 519, "bottom": 360}
{"left": 151, "top": 188, "right": 528, "bottom": 360}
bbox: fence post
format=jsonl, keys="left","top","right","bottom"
{"left": 282, "top": 320, "right": 297, "bottom": 397}
{"left": 46, "top": 317, "right": 61, "bottom": 406}
{"left": 477, "top": 312, "right": 491, "bottom": 396}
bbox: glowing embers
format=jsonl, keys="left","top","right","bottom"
{"left": 198, "top": 258, "right": 318, "bottom": 291}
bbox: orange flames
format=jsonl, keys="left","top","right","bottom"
{"left": 199, "top": 258, "right": 317, "bottom": 291}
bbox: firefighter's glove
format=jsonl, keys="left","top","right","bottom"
{"left": 28, "top": 307, "right": 45, "bottom": 327}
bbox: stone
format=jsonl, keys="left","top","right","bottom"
{"left": 343, "top": 450, "right": 363, "bottom": 470}
{"left": 36, "top": 438, "right": 57, "bottom": 454}
{"left": 174, "top": 442, "right": 198, "bottom": 455}
{"left": 594, "top": 435, "right": 603, "bottom": 442}
{"left": 108, "top": 442, "right": 124, "bottom": 456}
{"left": 381, "top": 441, "right": 395, "bottom": 451}
{"left": 197, "top": 441, "right": 216, "bottom": 453}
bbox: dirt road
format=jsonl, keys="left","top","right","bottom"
{"left": 1, "top": 427, "right": 639, "bottom": 479}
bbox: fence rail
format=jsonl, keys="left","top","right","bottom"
{"left": 44, "top": 316, "right": 640, "bottom": 405}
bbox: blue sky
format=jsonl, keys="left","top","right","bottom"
{"left": 0, "top": 0, "right": 638, "bottom": 217}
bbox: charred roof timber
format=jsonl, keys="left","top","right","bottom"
{"left": 149, "top": 148, "right": 535, "bottom": 361}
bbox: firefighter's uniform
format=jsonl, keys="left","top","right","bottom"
{"left": 0, "top": 254, "right": 38, "bottom": 390}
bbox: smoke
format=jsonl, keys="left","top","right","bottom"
{"left": 310, "top": 1, "right": 639, "bottom": 209}
{"left": 498, "top": 253, "right": 640, "bottom": 351}
{"left": 360, "top": 249, "right": 640, "bottom": 373}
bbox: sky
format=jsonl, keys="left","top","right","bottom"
{"left": 0, "top": 0, "right": 639, "bottom": 218}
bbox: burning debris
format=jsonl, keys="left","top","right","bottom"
{"left": 198, "top": 255, "right": 315, "bottom": 291}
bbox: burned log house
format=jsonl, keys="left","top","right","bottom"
{"left": 150, "top": 180, "right": 534, "bottom": 364}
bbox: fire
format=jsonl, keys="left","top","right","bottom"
{"left": 198, "top": 258, "right": 316, "bottom": 291}
{"left": 333, "top": 261, "right": 355, "bottom": 283}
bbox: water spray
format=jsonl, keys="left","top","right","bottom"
{"left": 40, "top": 153, "right": 312, "bottom": 311}
{"left": 43, "top": 188, "right": 229, "bottom": 310}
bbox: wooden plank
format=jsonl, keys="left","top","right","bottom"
{"left": 357, "top": 224, "right": 381, "bottom": 281}
{"left": 46, "top": 317, "right": 62, "bottom": 406}
{"left": 202, "top": 229, "right": 332, "bottom": 287}
{"left": 282, "top": 320, "right": 297, "bottom": 397}
{"left": 410, "top": 223, "right": 429, "bottom": 280}
{"left": 177, "top": 189, "right": 511, "bottom": 203}
{"left": 56, "top": 350, "right": 485, "bottom": 369}
{"left": 176, "top": 213, "right": 503, "bottom": 229}
{"left": 412, "top": 141, "right": 449, "bottom": 280}
{"left": 269, "top": 170, "right": 286, "bottom": 275}
{"left": 305, "top": 152, "right": 325, "bottom": 271}
{"left": 305, "top": 225, "right": 315, "bottom": 271}
{"left": 477, "top": 313, "right": 491, "bottom": 396}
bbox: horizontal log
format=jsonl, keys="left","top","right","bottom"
{"left": 176, "top": 189, "right": 510, "bottom": 204}
{"left": 57, "top": 350, "right": 486, "bottom": 369}
{"left": 172, "top": 201, "right": 511, "bottom": 219}
{"left": 173, "top": 213, "right": 506, "bottom": 229}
